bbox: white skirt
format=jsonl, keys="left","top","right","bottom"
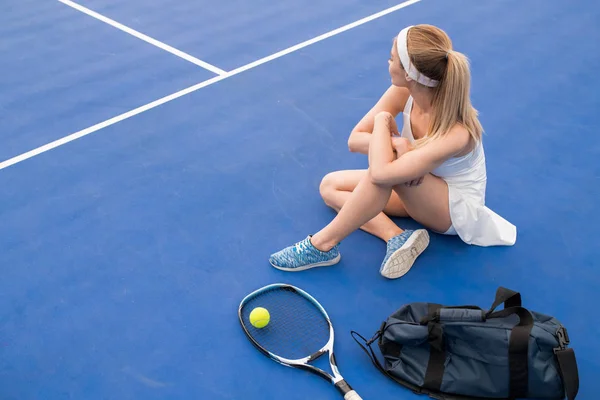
{"left": 443, "top": 181, "right": 517, "bottom": 247}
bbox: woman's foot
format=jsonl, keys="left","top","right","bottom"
{"left": 379, "top": 229, "right": 429, "bottom": 279}
{"left": 269, "top": 236, "right": 341, "bottom": 271}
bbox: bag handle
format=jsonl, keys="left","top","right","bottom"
{"left": 488, "top": 306, "right": 533, "bottom": 398}
{"left": 486, "top": 287, "right": 522, "bottom": 318}
{"left": 486, "top": 291, "right": 579, "bottom": 399}
{"left": 437, "top": 308, "right": 485, "bottom": 323}
{"left": 419, "top": 305, "right": 483, "bottom": 325}
{"left": 487, "top": 305, "right": 533, "bottom": 324}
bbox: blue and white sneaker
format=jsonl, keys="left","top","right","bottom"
{"left": 269, "top": 236, "right": 341, "bottom": 271}
{"left": 380, "top": 229, "right": 429, "bottom": 279}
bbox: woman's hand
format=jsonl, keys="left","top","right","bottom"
{"left": 391, "top": 137, "right": 411, "bottom": 155}
{"left": 405, "top": 176, "right": 424, "bottom": 187}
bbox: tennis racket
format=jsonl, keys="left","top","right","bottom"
{"left": 238, "top": 283, "right": 362, "bottom": 399}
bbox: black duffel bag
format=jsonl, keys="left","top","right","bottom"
{"left": 352, "top": 287, "right": 579, "bottom": 399}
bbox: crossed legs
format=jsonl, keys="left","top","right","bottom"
{"left": 269, "top": 166, "right": 453, "bottom": 278}
{"left": 311, "top": 169, "right": 452, "bottom": 251}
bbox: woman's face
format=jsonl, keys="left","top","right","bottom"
{"left": 389, "top": 39, "right": 407, "bottom": 87}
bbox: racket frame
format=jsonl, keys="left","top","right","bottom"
{"left": 238, "top": 283, "right": 356, "bottom": 396}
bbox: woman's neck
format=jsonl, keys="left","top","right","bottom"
{"left": 409, "top": 83, "right": 434, "bottom": 114}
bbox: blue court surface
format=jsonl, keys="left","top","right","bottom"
{"left": 1, "top": 0, "right": 598, "bottom": 398}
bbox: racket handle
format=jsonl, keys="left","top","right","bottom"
{"left": 344, "top": 390, "right": 362, "bottom": 400}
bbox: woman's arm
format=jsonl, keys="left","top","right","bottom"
{"left": 369, "top": 112, "right": 471, "bottom": 186}
{"left": 368, "top": 112, "right": 398, "bottom": 167}
{"left": 348, "top": 85, "right": 409, "bottom": 154}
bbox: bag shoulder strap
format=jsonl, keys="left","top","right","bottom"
{"left": 554, "top": 327, "right": 579, "bottom": 399}
{"left": 556, "top": 348, "right": 579, "bottom": 399}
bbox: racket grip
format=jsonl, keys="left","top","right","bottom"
{"left": 344, "top": 390, "right": 362, "bottom": 400}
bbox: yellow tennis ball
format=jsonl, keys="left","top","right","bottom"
{"left": 249, "top": 307, "right": 270, "bottom": 328}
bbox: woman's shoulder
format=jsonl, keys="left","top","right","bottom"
{"left": 446, "top": 123, "right": 479, "bottom": 156}
{"left": 426, "top": 123, "right": 475, "bottom": 158}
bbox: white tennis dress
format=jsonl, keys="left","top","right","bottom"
{"left": 400, "top": 96, "right": 517, "bottom": 246}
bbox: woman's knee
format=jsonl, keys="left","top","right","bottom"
{"left": 319, "top": 172, "right": 339, "bottom": 204}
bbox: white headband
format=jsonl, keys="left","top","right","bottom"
{"left": 396, "top": 26, "right": 439, "bottom": 88}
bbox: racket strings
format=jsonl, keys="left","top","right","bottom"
{"left": 240, "top": 287, "right": 330, "bottom": 360}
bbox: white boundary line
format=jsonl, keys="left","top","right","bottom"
{"left": 229, "top": 0, "right": 421, "bottom": 74}
{"left": 0, "top": 0, "right": 421, "bottom": 171}
{"left": 58, "top": 0, "right": 228, "bottom": 76}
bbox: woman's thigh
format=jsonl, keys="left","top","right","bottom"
{"left": 392, "top": 174, "right": 453, "bottom": 233}
{"left": 320, "top": 169, "right": 408, "bottom": 217}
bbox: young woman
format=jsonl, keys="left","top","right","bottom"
{"left": 269, "top": 24, "right": 517, "bottom": 279}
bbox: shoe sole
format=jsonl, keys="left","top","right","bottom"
{"left": 380, "top": 230, "right": 429, "bottom": 279}
{"left": 270, "top": 254, "right": 341, "bottom": 272}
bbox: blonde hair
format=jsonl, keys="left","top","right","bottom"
{"left": 403, "top": 24, "right": 483, "bottom": 148}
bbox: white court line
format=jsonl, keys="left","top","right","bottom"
{"left": 58, "top": 0, "right": 227, "bottom": 76}
{"left": 0, "top": 0, "right": 421, "bottom": 171}
{"left": 228, "top": 0, "right": 421, "bottom": 75}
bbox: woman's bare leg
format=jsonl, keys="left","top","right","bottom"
{"left": 392, "top": 174, "right": 452, "bottom": 234}
{"left": 281, "top": 170, "right": 451, "bottom": 253}
{"left": 268, "top": 169, "right": 401, "bottom": 272}
{"left": 310, "top": 171, "right": 399, "bottom": 251}
{"left": 309, "top": 170, "right": 452, "bottom": 279}
{"left": 269, "top": 160, "right": 452, "bottom": 277}
{"left": 375, "top": 174, "right": 452, "bottom": 279}
{"left": 319, "top": 170, "right": 406, "bottom": 242}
